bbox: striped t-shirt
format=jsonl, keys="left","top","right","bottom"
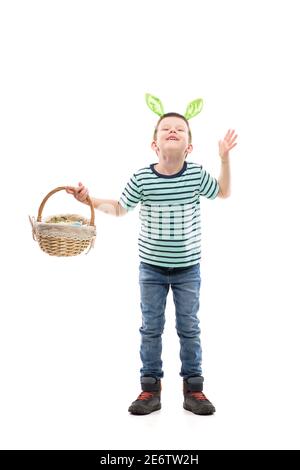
{"left": 119, "top": 161, "right": 219, "bottom": 268}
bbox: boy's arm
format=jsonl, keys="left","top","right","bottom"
{"left": 217, "top": 129, "right": 237, "bottom": 198}
{"left": 217, "top": 159, "right": 230, "bottom": 198}
{"left": 89, "top": 198, "right": 128, "bottom": 217}
{"left": 65, "top": 185, "right": 128, "bottom": 217}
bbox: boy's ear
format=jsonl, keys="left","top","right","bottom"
{"left": 186, "top": 143, "right": 193, "bottom": 153}
{"left": 184, "top": 144, "right": 193, "bottom": 159}
{"left": 151, "top": 141, "right": 158, "bottom": 151}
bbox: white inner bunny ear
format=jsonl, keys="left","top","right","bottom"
{"left": 145, "top": 93, "right": 164, "bottom": 117}
{"left": 184, "top": 98, "right": 204, "bottom": 120}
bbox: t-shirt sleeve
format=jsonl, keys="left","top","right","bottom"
{"left": 198, "top": 166, "right": 220, "bottom": 199}
{"left": 118, "top": 173, "right": 142, "bottom": 211}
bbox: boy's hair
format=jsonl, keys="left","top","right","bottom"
{"left": 153, "top": 112, "right": 192, "bottom": 144}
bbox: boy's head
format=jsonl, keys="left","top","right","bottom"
{"left": 151, "top": 112, "right": 193, "bottom": 159}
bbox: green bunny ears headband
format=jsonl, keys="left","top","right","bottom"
{"left": 145, "top": 93, "right": 203, "bottom": 120}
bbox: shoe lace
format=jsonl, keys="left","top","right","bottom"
{"left": 137, "top": 391, "right": 154, "bottom": 401}
{"left": 189, "top": 391, "right": 208, "bottom": 401}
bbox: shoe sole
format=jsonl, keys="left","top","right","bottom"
{"left": 128, "top": 403, "right": 161, "bottom": 415}
{"left": 183, "top": 403, "right": 215, "bottom": 415}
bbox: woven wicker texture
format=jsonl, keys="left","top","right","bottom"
{"left": 29, "top": 186, "right": 96, "bottom": 257}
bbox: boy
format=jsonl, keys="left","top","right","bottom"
{"left": 66, "top": 113, "right": 237, "bottom": 415}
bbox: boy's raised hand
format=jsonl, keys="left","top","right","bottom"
{"left": 65, "top": 182, "right": 90, "bottom": 204}
{"left": 218, "top": 129, "right": 238, "bottom": 162}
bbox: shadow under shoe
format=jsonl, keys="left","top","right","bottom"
{"left": 128, "top": 377, "right": 161, "bottom": 415}
{"left": 183, "top": 376, "right": 215, "bottom": 415}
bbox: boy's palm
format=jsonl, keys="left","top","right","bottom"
{"left": 219, "top": 129, "right": 238, "bottom": 161}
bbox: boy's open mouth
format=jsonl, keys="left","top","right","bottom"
{"left": 167, "top": 137, "right": 179, "bottom": 141}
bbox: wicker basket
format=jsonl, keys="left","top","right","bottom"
{"left": 29, "top": 186, "right": 96, "bottom": 257}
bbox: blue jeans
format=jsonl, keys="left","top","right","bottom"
{"left": 138, "top": 261, "right": 202, "bottom": 380}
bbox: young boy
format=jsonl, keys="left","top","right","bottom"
{"left": 66, "top": 113, "right": 237, "bottom": 415}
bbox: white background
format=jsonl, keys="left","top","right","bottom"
{"left": 1, "top": 0, "right": 299, "bottom": 450}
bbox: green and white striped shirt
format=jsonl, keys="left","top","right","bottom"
{"left": 119, "top": 161, "right": 219, "bottom": 268}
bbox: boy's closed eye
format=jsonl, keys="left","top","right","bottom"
{"left": 161, "top": 128, "right": 186, "bottom": 131}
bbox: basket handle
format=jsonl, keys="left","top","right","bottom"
{"left": 37, "top": 186, "right": 95, "bottom": 226}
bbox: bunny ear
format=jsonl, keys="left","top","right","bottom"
{"left": 184, "top": 98, "right": 204, "bottom": 120}
{"left": 145, "top": 93, "right": 164, "bottom": 117}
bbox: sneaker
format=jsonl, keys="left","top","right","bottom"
{"left": 183, "top": 376, "right": 215, "bottom": 415}
{"left": 128, "top": 377, "right": 161, "bottom": 415}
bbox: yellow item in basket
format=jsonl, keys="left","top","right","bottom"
{"left": 45, "top": 214, "right": 86, "bottom": 225}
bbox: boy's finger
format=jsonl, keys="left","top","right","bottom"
{"left": 66, "top": 187, "right": 75, "bottom": 194}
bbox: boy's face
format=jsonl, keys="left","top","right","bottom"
{"left": 151, "top": 116, "right": 193, "bottom": 159}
